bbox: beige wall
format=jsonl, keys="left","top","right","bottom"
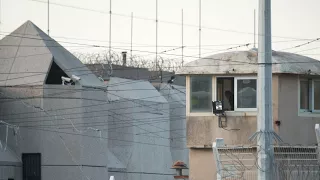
{"left": 189, "top": 149, "right": 216, "bottom": 180}
{"left": 278, "top": 74, "right": 320, "bottom": 145}
{"left": 186, "top": 75, "right": 280, "bottom": 147}
{"left": 186, "top": 75, "right": 280, "bottom": 180}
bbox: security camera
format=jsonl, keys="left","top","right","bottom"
{"left": 71, "top": 75, "right": 81, "bottom": 82}
{"left": 61, "top": 76, "right": 71, "bottom": 84}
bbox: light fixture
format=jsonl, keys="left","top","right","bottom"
{"left": 212, "top": 101, "right": 227, "bottom": 128}
{"left": 212, "top": 101, "right": 224, "bottom": 115}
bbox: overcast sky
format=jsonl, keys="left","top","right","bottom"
{"left": 2, "top": 0, "right": 320, "bottom": 63}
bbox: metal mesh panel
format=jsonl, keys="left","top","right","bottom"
{"left": 214, "top": 146, "right": 320, "bottom": 180}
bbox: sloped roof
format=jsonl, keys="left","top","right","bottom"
{"left": 0, "top": 21, "right": 101, "bottom": 86}
{"left": 177, "top": 49, "right": 320, "bottom": 75}
{"left": 107, "top": 77, "right": 167, "bottom": 103}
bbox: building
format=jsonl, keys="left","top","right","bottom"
{"left": 176, "top": 49, "right": 320, "bottom": 180}
{"left": 0, "top": 20, "right": 110, "bottom": 180}
{"left": 0, "top": 21, "right": 188, "bottom": 180}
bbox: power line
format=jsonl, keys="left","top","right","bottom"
{"left": 29, "top": 0, "right": 315, "bottom": 40}
{"left": 0, "top": 86, "right": 184, "bottom": 119}
{"left": 281, "top": 38, "right": 320, "bottom": 51}
{"left": 20, "top": 126, "right": 188, "bottom": 149}
{"left": 0, "top": 92, "right": 187, "bottom": 149}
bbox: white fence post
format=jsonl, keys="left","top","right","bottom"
{"left": 109, "top": 176, "right": 115, "bottom": 180}
{"left": 315, "top": 124, "right": 320, "bottom": 162}
{"left": 212, "top": 138, "right": 224, "bottom": 180}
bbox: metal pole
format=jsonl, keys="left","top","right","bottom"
{"left": 254, "top": 9, "right": 256, "bottom": 48}
{"left": 47, "top": 0, "right": 50, "bottom": 35}
{"left": 156, "top": 0, "right": 158, "bottom": 71}
{"left": 182, "top": 9, "right": 184, "bottom": 67}
{"left": 0, "top": 0, "right": 2, "bottom": 39}
{"left": 109, "top": 0, "right": 112, "bottom": 62}
{"left": 257, "top": 0, "right": 273, "bottom": 180}
{"left": 131, "top": 12, "right": 133, "bottom": 61}
{"left": 199, "top": 0, "right": 201, "bottom": 59}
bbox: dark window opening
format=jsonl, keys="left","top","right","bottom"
{"left": 22, "top": 153, "right": 41, "bottom": 180}
{"left": 217, "top": 77, "right": 234, "bottom": 111}
{"left": 45, "top": 61, "right": 71, "bottom": 85}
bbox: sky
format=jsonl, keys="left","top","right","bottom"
{"left": 1, "top": 0, "right": 320, "bottom": 64}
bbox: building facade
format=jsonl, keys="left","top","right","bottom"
{"left": 0, "top": 21, "right": 188, "bottom": 180}
{"left": 177, "top": 49, "right": 320, "bottom": 180}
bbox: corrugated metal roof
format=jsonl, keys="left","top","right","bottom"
{"left": 177, "top": 49, "right": 320, "bottom": 75}
{"left": 0, "top": 20, "right": 102, "bottom": 86}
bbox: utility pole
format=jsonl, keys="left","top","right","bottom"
{"left": 257, "top": 0, "right": 274, "bottom": 179}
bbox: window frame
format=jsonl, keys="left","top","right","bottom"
{"left": 216, "top": 77, "right": 235, "bottom": 111}
{"left": 299, "top": 78, "right": 320, "bottom": 113}
{"left": 190, "top": 75, "right": 213, "bottom": 113}
{"left": 299, "top": 79, "right": 310, "bottom": 112}
{"left": 312, "top": 79, "right": 320, "bottom": 113}
{"left": 234, "top": 76, "right": 258, "bottom": 112}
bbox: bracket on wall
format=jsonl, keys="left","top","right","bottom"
{"left": 218, "top": 114, "right": 227, "bottom": 128}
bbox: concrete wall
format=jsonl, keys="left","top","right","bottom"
{"left": 189, "top": 149, "right": 215, "bottom": 180}
{"left": 278, "top": 74, "right": 320, "bottom": 145}
{"left": 0, "top": 85, "right": 109, "bottom": 180}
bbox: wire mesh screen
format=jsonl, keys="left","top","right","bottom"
{"left": 214, "top": 145, "right": 320, "bottom": 180}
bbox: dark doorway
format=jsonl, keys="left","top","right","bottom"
{"left": 22, "top": 153, "right": 41, "bottom": 180}
{"left": 45, "top": 61, "right": 69, "bottom": 84}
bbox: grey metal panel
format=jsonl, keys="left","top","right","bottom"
{"left": 107, "top": 77, "right": 167, "bottom": 103}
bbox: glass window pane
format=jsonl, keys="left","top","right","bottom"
{"left": 190, "top": 76, "right": 212, "bottom": 112}
{"left": 217, "top": 78, "right": 234, "bottom": 111}
{"left": 237, "top": 79, "right": 257, "bottom": 108}
{"left": 300, "top": 81, "right": 309, "bottom": 110}
{"left": 314, "top": 81, "right": 320, "bottom": 110}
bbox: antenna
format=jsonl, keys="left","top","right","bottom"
{"left": 181, "top": 9, "right": 184, "bottom": 67}
{"left": 0, "top": 0, "right": 2, "bottom": 39}
{"left": 155, "top": 0, "right": 158, "bottom": 71}
{"left": 109, "top": 0, "right": 112, "bottom": 59}
{"left": 254, "top": 9, "right": 256, "bottom": 48}
{"left": 131, "top": 12, "right": 133, "bottom": 61}
{"left": 47, "top": 0, "right": 50, "bottom": 35}
{"left": 199, "top": 0, "right": 202, "bottom": 58}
